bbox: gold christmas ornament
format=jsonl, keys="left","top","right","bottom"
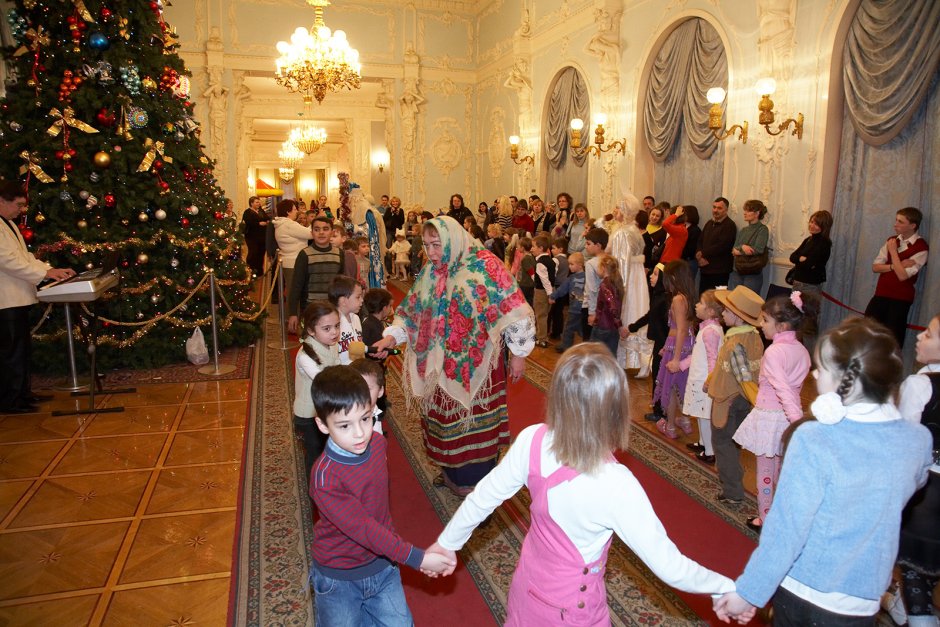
{"left": 142, "top": 77, "right": 157, "bottom": 91}
{"left": 93, "top": 150, "right": 111, "bottom": 168}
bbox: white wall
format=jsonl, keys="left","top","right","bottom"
{"left": 167, "top": 0, "right": 858, "bottom": 282}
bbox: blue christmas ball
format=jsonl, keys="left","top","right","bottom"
{"left": 88, "top": 32, "right": 110, "bottom": 50}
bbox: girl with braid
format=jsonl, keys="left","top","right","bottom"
{"left": 715, "top": 317, "right": 933, "bottom": 626}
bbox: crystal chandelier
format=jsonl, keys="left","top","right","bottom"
{"left": 278, "top": 140, "right": 305, "bottom": 169}
{"left": 274, "top": 0, "right": 362, "bottom": 105}
{"left": 279, "top": 167, "right": 296, "bottom": 183}
{"left": 289, "top": 125, "right": 328, "bottom": 155}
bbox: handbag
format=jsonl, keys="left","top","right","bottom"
{"left": 733, "top": 228, "right": 769, "bottom": 275}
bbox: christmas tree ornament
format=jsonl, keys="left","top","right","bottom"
{"left": 213, "top": 211, "right": 222, "bottom": 220}
{"left": 142, "top": 76, "right": 157, "bottom": 92}
{"left": 100, "top": 7, "right": 112, "bottom": 21}
{"left": 78, "top": 190, "right": 89, "bottom": 200}
{"left": 86, "top": 262, "right": 95, "bottom": 270}
{"left": 103, "top": 194, "right": 116, "bottom": 207}
{"left": 89, "top": 172, "right": 101, "bottom": 183}
{"left": 34, "top": 212, "right": 46, "bottom": 224}
{"left": 186, "top": 278, "right": 195, "bottom": 286}
{"left": 77, "top": 219, "right": 88, "bottom": 229}
{"left": 59, "top": 190, "right": 71, "bottom": 201}
{"left": 170, "top": 258, "right": 179, "bottom": 268}
{"left": 181, "top": 217, "right": 190, "bottom": 227}
{"left": 95, "top": 108, "right": 116, "bottom": 127}
{"left": 138, "top": 212, "right": 148, "bottom": 222}
{"left": 173, "top": 131, "right": 184, "bottom": 142}
{"left": 153, "top": 159, "right": 164, "bottom": 171}
{"left": 9, "top": 121, "right": 22, "bottom": 131}
{"left": 137, "top": 253, "right": 149, "bottom": 264}
{"left": 93, "top": 151, "right": 111, "bottom": 168}
{"left": 120, "top": 65, "right": 142, "bottom": 95}
{"left": 161, "top": 122, "right": 175, "bottom": 135}
{"left": 88, "top": 32, "right": 109, "bottom": 50}
{"left": 86, "top": 195, "right": 98, "bottom": 208}
{"left": 154, "top": 209, "right": 167, "bottom": 220}
{"left": 127, "top": 106, "right": 148, "bottom": 128}
{"left": 136, "top": 312, "right": 144, "bottom": 319}
{"left": 20, "top": 226, "right": 34, "bottom": 244}
{"left": 187, "top": 205, "right": 198, "bottom": 216}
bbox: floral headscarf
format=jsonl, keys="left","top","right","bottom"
{"left": 396, "top": 216, "right": 530, "bottom": 416}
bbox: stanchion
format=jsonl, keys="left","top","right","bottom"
{"left": 266, "top": 256, "right": 279, "bottom": 326}
{"left": 268, "top": 255, "right": 300, "bottom": 351}
{"left": 198, "top": 269, "right": 237, "bottom": 376}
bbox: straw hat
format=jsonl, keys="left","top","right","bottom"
{"left": 714, "top": 285, "right": 764, "bottom": 326}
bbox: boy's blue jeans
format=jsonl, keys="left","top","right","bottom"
{"left": 311, "top": 562, "right": 414, "bottom": 627}
{"left": 559, "top": 299, "right": 583, "bottom": 349}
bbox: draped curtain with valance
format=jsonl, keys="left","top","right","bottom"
{"left": 825, "top": 0, "right": 940, "bottom": 356}
{"left": 644, "top": 18, "right": 727, "bottom": 208}
{"left": 544, "top": 67, "right": 589, "bottom": 209}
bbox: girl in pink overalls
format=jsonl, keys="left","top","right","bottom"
{"left": 430, "top": 343, "right": 735, "bottom": 625}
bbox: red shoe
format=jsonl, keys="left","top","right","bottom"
{"left": 656, "top": 418, "right": 678, "bottom": 440}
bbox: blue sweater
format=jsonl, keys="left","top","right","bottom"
{"left": 736, "top": 413, "right": 931, "bottom": 607}
{"left": 550, "top": 270, "right": 584, "bottom": 307}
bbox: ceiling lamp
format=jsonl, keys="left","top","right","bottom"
{"left": 279, "top": 140, "right": 305, "bottom": 169}
{"left": 279, "top": 167, "right": 296, "bottom": 183}
{"left": 289, "top": 125, "right": 327, "bottom": 155}
{"left": 274, "top": 0, "right": 362, "bottom": 105}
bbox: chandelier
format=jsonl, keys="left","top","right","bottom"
{"left": 274, "top": 0, "right": 362, "bottom": 105}
{"left": 289, "top": 125, "right": 327, "bottom": 155}
{"left": 279, "top": 167, "right": 296, "bottom": 183}
{"left": 278, "top": 140, "right": 305, "bottom": 169}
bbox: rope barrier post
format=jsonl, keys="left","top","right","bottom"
{"left": 268, "top": 254, "right": 299, "bottom": 351}
{"left": 198, "top": 269, "right": 236, "bottom": 376}
{"left": 54, "top": 303, "right": 90, "bottom": 392}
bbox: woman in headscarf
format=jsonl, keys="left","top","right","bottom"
{"left": 373, "top": 216, "right": 536, "bottom": 496}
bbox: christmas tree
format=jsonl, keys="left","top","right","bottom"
{"left": 0, "top": 0, "right": 261, "bottom": 371}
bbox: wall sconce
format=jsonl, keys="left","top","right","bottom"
{"left": 706, "top": 87, "right": 748, "bottom": 143}
{"left": 569, "top": 113, "right": 626, "bottom": 157}
{"left": 373, "top": 150, "right": 389, "bottom": 173}
{"left": 508, "top": 135, "right": 534, "bottom": 165}
{"left": 755, "top": 78, "right": 803, "bottom": 139}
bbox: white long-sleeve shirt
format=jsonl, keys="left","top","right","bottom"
{"left": 899, "top": 361, "right": 940, "bottom": 473}
{"left": 438, "top": 424, "right": 735, "bottom": 595}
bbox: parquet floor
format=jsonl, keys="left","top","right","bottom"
{"left": 0, "top": 379, "right": 249, "bottom": 626}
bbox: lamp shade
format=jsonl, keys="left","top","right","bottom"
{"left": 593, "top": 113, "right": 608, "bottom": 126}
{"left": 570, "top": 118, "right": 584, "bottom": 131}
{"left": 508, "top": 135, "right": 520, "bottom": 146}
{"left": 755, "top": 77, "right": 777, "bottom": 96}
{"left": 706, "top": 87, "right": 726, "bottom": 104}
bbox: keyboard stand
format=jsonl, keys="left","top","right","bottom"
{"left": 52, "top": 301, "right": 135, "bottom": 417}
{"left": 53, "top": 304, "right": 90, "bottom": 392}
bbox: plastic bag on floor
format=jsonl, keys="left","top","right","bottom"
{"left": 186, "top": 327, "right": 210, "bottom": 365}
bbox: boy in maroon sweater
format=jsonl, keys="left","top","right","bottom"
{"left": 310, "top": 366, "right": 454, "bottom": 625}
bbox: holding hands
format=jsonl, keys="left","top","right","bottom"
{"left": 713, "top": 592, "right": 757, "bottom": 624}
{"left": 421, "top": 542, "right": 458, "bottom": 577}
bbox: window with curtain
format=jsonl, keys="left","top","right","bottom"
{"left": 543, "top": 67, "right": 589, "bottom": 209}
{"left": 824, "top": 0, "right": 939, "bottom": 356}
{"left": 644, "top": 18, "right": 727, "bottom": 209}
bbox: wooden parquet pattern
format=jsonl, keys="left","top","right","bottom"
{"left": 0, "top": 380, "right": 249, "bottom": 626}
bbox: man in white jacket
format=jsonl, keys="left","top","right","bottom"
{"left": 0, "top": 181, "right": 74, "bottom": 413}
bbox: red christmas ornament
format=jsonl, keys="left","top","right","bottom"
{"left": 100, "top": 7, "right": 112, "bottom": 20}
{"left": 95, "top": 108, "right": 116, "bottom": 127}
{"left": 19, "top": 226, "right": 34, "bottom": 244}
{"left": 63, "top": 161, "right": 74, "bottom": 172}
{"left": 152, "top": 159, "right": 164, "bottom": 171}
{"left": 159, "top": 181, "right": 170, "bottom": 192}
{"left": 181, "top": 217, "right": 190, "bottom": 227}
{"left": 103, "top": 194, "right": 116, "bottom": 207}
{"left": 121, "top": 260, "right": 129, "bottom": 268}
{"left": 213, "top": 211, "right": 223, "bottom": 220}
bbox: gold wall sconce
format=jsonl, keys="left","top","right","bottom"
{"left": 373, "top": 150, "right": 389, "bottom": 173}
{"left": 569, "top": 114, "right": 626, "bottom": 157}
{"left": 508, "top": 135, "right": 535, "bottom": 165}
{"left": 706, "top": 87, "right": 748, "bottom": 143}
{"left": 755, "top": 78, "right": 803, "bottom": 139}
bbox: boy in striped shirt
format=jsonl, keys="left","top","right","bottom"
{"left": 309, "top": 365, "right": 454, "bottom": 625}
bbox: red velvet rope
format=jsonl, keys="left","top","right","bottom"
{"left": 820, "top": 290, "right": 926, "bottom": 332}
